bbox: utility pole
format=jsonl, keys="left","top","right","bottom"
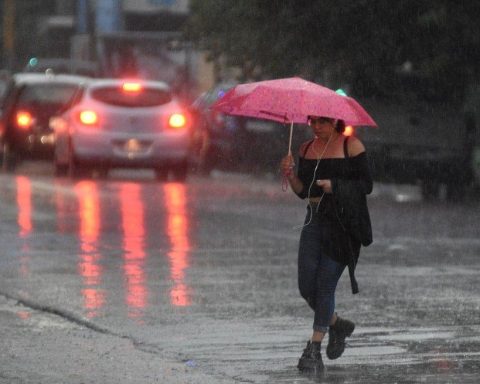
{"left": 2, "top": 0, "right": 15, "bottom": 69}
{"left": 71, "top": 0, "right": 92, "bottom": 61}
{"left": 94, "top": 0, "right": 123, "bottom": 76}
{"left": 95, "top": 0, "right": 122, "bottom": 33}
{"left": 76, "top": 0, "right": 89, "bottom": 34}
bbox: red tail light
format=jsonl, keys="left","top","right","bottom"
{"left": 122, "top": 82, "right": 142, "bottom": 93}
{"left": 168, "top": 113, "right": 187, "bottom": 129}
{"left": 79, "top": 110, "right": 98, "bottom": 126}
{"left": 343, "top": 125, "right": 354, "bottom": 136}
{"left": 16, "top": 111, "right": 34, "bottom": 129}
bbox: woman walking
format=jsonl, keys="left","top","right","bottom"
{"left": 280, "top": 116, "right": 373, "bottom": 372}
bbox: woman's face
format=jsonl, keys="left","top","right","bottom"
{"left": 309, "top": 117, "right": 335, "bottom": 140}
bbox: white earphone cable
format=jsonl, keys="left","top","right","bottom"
{"left": 293, "top": 132, "right": 333, "bottom": 230}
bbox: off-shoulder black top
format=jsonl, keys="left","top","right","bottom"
{"left": 295, "top": 142, "right": 373, "bottom": 200}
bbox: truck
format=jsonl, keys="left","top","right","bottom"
{"left": 354, "top": 70, "right": 480, "bottom": 200}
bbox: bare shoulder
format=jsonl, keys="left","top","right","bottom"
{"left": 346, "top": 136, "right": 366, "bottom": 156}
{"left": 298, "top": 140, "right": 313, "bottom": 156}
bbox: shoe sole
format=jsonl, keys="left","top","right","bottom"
{"left": 298, "top": 359, "right": 324, "bottom": 372}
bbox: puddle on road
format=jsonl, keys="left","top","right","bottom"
{"left": 183, "top": 324, "right": 480, "bottom": 384}
{"left": 267, "top": 359, "right": 480, "bottom": 383}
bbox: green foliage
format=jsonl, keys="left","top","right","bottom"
{"left": 187, "top": 0, "right": 480, "bottom": 99}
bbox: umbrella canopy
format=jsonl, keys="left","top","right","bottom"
{"left": 212, "top": 77, "right": 377, "bottom": 127}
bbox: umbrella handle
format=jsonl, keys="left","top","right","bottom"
{"left": 287, "top": 121, "right": 293, "bottom": 155}
{"left": 283, "top": 121, "right": 294, "bottom": 192}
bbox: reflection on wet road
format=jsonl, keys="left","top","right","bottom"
{"left": 15, "top": 176, "right": 32, "bottom": 293}
{"left": 1, "top": 168, "right": 479, "bottom": 383}
{"left": 120, "top": 183, "right": 147, "bottom": 319}
{"left": 75, "top": 181, "right": 104, "bottom": 318}
{"left": 11, "top": 175, "right": 195, "bottom": 321}
{"left": 16, "top": 176, "right": 32, "bottom": 237}
{"left": 163, "top": 183, "right": 191, "bottom": 307}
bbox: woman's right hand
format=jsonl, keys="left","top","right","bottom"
{"left": 280, "top": 154, "right": 295, "bottom": 177}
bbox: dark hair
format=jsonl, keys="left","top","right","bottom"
{"left": 335, "top": 119, "right": 346, "bottom": 133}
{"left": 308, "top": 116, "right": 334, "bottom": 125}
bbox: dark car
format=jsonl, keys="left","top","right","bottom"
{"left": 354, "top": 69, "right": 480, "bottom": 199}
{"left": 191, "top": 83, "right": 310, "bottom": 175}
{"left": 0, "top": 70, "right": 10, "bottom": 102}
{"left": 190, "top": 83, "right": 240, "bottom": 173}
{"left": 0, "top": 73, "right": 89, "bottom": 171}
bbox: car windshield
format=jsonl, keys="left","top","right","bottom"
{"left": 91, "top": 86, "right": 172, "bottom": 107}
{"left": 17, "top": 83, "right": 80, "bottom": 107}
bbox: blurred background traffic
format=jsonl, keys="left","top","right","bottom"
{"left": 0, "top": 0, "right": 479, "bottom": 200}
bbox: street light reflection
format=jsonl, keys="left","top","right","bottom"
{"left": 163, "top": 183, "right": 191, "bottom": 307}
{"left": 16, "top": 176, "right": 32, "bottom": 237}
{"left": 75, "top": 181, "right": 105, "bottom": 318}
{"left": 120, "top": 183, "right": 147, "bottom": 319}
{"left": 15, "top": 176, "right": 32, "bottom": 281}
{"left": 13, "top": 174, "right": 195, "bottom": 319}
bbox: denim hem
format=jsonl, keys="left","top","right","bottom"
{"left": 313, "top": 325, "right": 329, "bottom": 333}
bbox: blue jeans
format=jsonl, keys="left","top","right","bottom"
{"left": 298, "top": 205, "right": 346, "bottom": 333}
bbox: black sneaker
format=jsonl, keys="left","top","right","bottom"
{"left": 297, "top": 341, "right": 324, "bottom": 372}
{"left": 326, "top": 317, "right": 355, "bottom": 360}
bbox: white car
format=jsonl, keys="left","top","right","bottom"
{"left": 52, "top": 78, "right": 192, "bottom": 180}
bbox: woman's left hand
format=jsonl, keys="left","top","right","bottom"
{"left": 316, "top": 179, "right": 332, "bottom": 193}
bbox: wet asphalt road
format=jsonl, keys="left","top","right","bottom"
{"left": 0, "top": 163, "right": 479, "bottom": 383}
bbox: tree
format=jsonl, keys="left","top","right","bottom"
{"left": 0, "top": 0, "right": 56, "bottom": 69}
{"left": 186, "top": 0, "right": 480, "bottom": 100}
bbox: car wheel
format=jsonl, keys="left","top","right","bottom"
{"left": 54, "top": 162, "right": 69, "bottom": 177}
{"left": 446, "top": 182, "right": 467, "bottom": 201}
{"left": 171, "top": 160, "right": 188, "bottom": 182}
{"left": 421, "top": 180, "right": 440, "bottom": 200}
{"left": 68, "top": 150, "right": 91, "bottom": 179}
{"left": 71, "top": 162, "right": 92, "bottom": 179}
{"left": 2, "top": 142, "right": 18, "bottom": 172}
{"left": 96, "top": 167, "right": 109, "bottom": 179}
{"left": 155, "top": 166, "right": 168, "bottom": 181}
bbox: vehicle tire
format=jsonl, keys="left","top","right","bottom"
{"left": 2, "top": 142, "right": 17, "bottom": 172}
{"left": 201, "top": 146, "right": 218, "bottom": 175}
{"left": 446, "top": 183, "right": 466, "bottom": 201}
{"left": 421, "top": 180, "right": 440, "bottom": 200}
{"left": 96, "top": 167, "right": 109, "bottom": 179}
{"left": 171, "top": 160, "right": 188, "bottom": 182}
{"left": 155, "top": 167, "right": 168, "bottom": 181}
{"left": 68, "top": 150, "right": 91, "bottom": 179}
{"left": 54, "top": 162, "right": 69, "bottom": 177}
{"left": 71, "top": 163, "right": 91, "bottom": 179}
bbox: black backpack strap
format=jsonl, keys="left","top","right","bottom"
{"left": 343, "top": 136, "right": 350, "bottom": 159}
{"left": 302, "top": 139, "right": 315, "bottom": 157}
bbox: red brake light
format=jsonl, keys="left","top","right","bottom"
{"left": 79, "top": 110, "right": 98, "bottom": 126}
{"left": 343, "top": 125, "right": 354, "bottom": 136}
{"left": 16, "top": 111, "right": 34, "bottom": 129}
{"left": 169, "top": 113, "right": 187, "bottom": 129}
{"left": 122, "top": 82, "right": 142, "bottom": 93}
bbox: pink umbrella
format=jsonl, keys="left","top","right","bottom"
{"left": 212, "top": 77, "right": 377, "bottom": 154}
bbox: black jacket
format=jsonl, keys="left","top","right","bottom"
{"left": 332, "top": 178, "right": 373, "bottom": 247}
{"left": 332, "top": 176, "right": 372, "bottom": 294}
